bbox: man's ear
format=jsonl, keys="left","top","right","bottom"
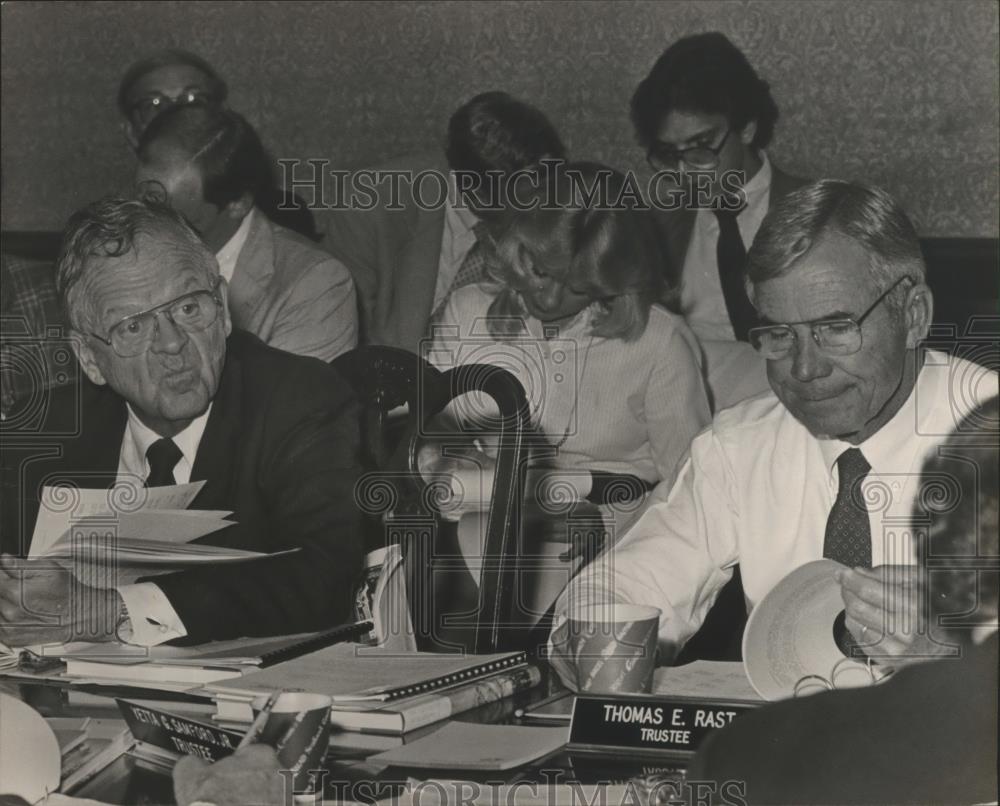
{"left": 223, "top": 192, "right": 253, "bottom": 221}
{"left": 71, "top": 332, "right": 108, "bottom": 387}
{"left": 512, "top": 243, "right": 535, "bottom": 279}
{"left": 216, "top": 276, "right": 233, "bottom": 337}
{"left": 904, "top": 281, "right": 934, "bottom": 348}
{"left": 122, "top": 120, "right": 140, "bottom": 153}
{"left": 739, "top": 120, "right": 758, "bottom": 147}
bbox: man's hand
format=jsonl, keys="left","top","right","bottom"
{"left": 0, "top": 554, "right": 118, "bottom": 645}
{"left": 173, "top": 745, "right": 286, "bottom": 806}
{"left": 837, "top": 564, "right": 955, "bottom": 665}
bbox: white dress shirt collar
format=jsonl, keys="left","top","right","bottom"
{"left": 215, "top": 207, "right": 255, "bottom": 283}
{"left": 121, "top": 403, "right": 213, "bottom": 485}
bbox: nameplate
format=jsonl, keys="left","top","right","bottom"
{"left": 117, "top": 699, "right": 243, "bottom": 762}
{"left": 568, "top": 695, "right": 757, "bottom": 755}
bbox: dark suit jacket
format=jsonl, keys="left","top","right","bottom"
{"left": 656, "top": 162, "right": 809, "bottom": 290}
{"left": 1, "top": 330, "right": 364, "bottom": 643}
{"left": 687, "top": 634, "right": 999, "bottom": 805}
{"left": 323, "top": 152, "right": 448, "bottom": 353}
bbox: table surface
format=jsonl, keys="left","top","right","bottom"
{"left": 2, "top": 671, "right": 690, "bottom": 804}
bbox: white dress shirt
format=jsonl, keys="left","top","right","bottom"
{"left": 114, "top": 404, "right": 212, "bottom": 646}
{"left": 432, "top": 175, "right": 480, "bottom": 313}
{"left": 680, "top": 154, "right": 773, "bottom": 411}
{"left": 214, "top": 207, "right": 255, "bottom": 283}
{"left": 555, "top": 350, "right": 998, "bottom": 658}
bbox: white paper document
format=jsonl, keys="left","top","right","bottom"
{"left": 29, "top": 481, "right": 207, "bottom": 558}
{"left": 369, "top": 723, "right": 568, "bottom": 770}
{"left": 24, "top": 482, "right": 294, "bottom": 576}
{"left": 654, "top": 660, "right": 763, "bottom": 702}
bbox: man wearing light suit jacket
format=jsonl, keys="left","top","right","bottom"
{"left": 324, "top": 91, "right": 566, "bottom": 353}
{"left": 135, "top": 105, "right": 357, "bottom": 362}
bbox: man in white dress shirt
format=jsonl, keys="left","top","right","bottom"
{"left": 631, "top": 32, "right": 809, "bottom": 410}
{"left": 550, "top": 180, "right": 997, "bottom": 679}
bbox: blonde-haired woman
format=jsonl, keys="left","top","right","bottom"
{"left": 426, "top": 161, "right": 709, "bottom": 512}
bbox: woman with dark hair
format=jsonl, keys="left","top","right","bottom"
{"left": 423, "top": 161, "right": 710, "bottom": 532}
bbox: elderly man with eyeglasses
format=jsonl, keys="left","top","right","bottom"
{"left": 0, "top": 196, "right": 363, "bottom": 647}
{"left": 631, "top": 32, "right": 810, "bottom": 412}
{"left": 549, "top": 180, "right": 998, "bottom": 682}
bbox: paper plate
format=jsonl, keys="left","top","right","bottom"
{"left": 742, "top": 559, "right": 874, "bottom": 701}
{"left": 0, "top": 693, "right": 61, "bottom": 802}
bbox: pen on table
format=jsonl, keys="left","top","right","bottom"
{"left": 514, "top": 689, "right": 571, "bottom": 720}
{"left": 236, "top": 690, "right": 281, "bottom": 750}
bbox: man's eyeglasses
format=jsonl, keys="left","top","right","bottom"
{"left": 646, "top": 128, "right": 733, "bottom": 171}
{"left": 90, "top": 277, "right": 224, "bottom": 358}
{"left": 748, "top": 275, "right": 911, "bottom": 360}
{"left": 129, "top": 88, "right": 219, "bottom": 128}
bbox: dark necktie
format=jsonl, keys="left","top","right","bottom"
{"left": 449, "top": 221, "right": 492, "bottom": 293}
{"left": 824, "top": 448, "right": 873, "bottom": 568}
{"left": 145, "top": 437, "right": 183, "bottom": 488}
{"left": 713, "top": 199, "right": 757, "bottom": 342}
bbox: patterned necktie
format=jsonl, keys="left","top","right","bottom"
{"left": 824, "top": 448, "right": 873, "bottom": 568}
{"left": 449, "top": 221, "right": 492, "bottom": 293}
{"left": 145, "top": 437, "right": 183, "bottom": 488}
{"left": 713, "top": 198, "right": 757, "bottom": 342}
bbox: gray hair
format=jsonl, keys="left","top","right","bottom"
{"left": 56, "top": 195, "right": 215, "bottom": 331}
{"left": 746, "top": 179, "right": 925, "bottom": 312}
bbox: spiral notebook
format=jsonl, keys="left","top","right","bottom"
{"left": 204, "top": 644, "right": 527, "bottom": 705}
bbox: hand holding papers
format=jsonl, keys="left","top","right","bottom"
{"left": 1, "top": 480, "right": 294, "bottom": 647}
{"left": 28, "top": 480, "right": 294, "bottom": 578}
{"left": 742, "top": 559, "right": 895, "bottom": 700}
{"left": 29, "top": 480, "right": 209, "bottom": 558}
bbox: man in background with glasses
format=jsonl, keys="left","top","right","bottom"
{"left": 118, "top": 49, "right": 226, "bottom": 151}
{"left": 551, "top": 180, "right": 997, "bottom": 679}
{"left": 630, "top": 32, "right": 809, "bottom": 411}
{"left": 0, "top": 196, "right": 363, "bottom": 647}
{"left": 117, "top": 48, "right": 318, "bottom": 240}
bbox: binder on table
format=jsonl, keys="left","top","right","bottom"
{"left": 206, "top": 645, "right": 531, "bottom": 732}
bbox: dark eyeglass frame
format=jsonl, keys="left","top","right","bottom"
{"left": 128, "top": 88, "right": 219, "bottom": 126}
{"left": 89, "top": 276, "right": 224, "bottom": 357}
{"left": 747, "top": 275, "right": 912, "bottom": 360}
{"left": 646, "top": 127, "right": 733, "bottom": 171}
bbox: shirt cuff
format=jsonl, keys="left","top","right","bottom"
{"left": 116, "top": 582, "right": 188, "bottom": 646}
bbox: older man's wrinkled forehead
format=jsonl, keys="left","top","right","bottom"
{"left": 78, "top": 222, "right": 217, "bottom": 323}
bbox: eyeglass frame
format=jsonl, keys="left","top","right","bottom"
{"left": 88, "top": 276, "right": 225, "bottom": 357}
{"left": 793, "top": 655, "right": 895, "bottom": 698}
{"left": 646, "top": 127, "right": 734, "bottom": 171}
{"left": 127, "top": 88, "right": 220, "bottom": 127}
{"left": 747, "top": 275, "right": 913, "bottom": 360}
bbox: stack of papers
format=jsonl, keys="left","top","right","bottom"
{"left": 24, "top": 482, "right": 297, "bottom": 585}
{"left": 653, "top": 660, "right": 763, "bottom": 702}
{"left": 1, "top": 624, "right": 374, "bottom": 695}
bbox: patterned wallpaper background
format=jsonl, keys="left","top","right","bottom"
{"left": 1, "top": 0, "right": 997, "bottom": 236}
